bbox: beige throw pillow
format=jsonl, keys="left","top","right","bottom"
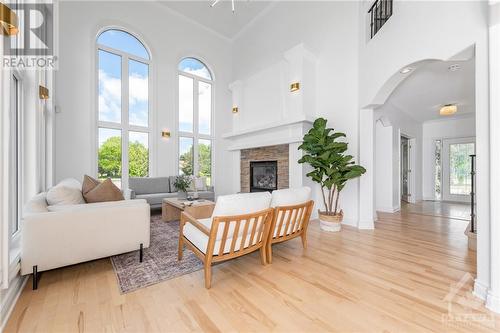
{"left": 84, "top": 178, "right": 124, "bottom": 203}
{"left": 82, "top": 175, "right": 101, "bottom": 196}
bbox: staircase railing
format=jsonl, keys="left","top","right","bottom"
{"left": 470, "top": 154, "right": 476, "bottom": 233}
{"left": 368, "top": 0, "right": 393, "bottom": 38}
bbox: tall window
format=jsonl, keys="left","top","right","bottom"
{"left": 10, "top": 73, "right": 21, "bottom": 236}
{"left": 178, "top": 58, "right": 213, "bottom": 185}
{"left": 97, "top": 29, "right": 151, "bottom": 189}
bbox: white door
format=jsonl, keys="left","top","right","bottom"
{"left": 442, "top": 138, "right": 475, "bottom": 202}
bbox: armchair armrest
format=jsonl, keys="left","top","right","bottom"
{"left": 181, "top": 212, "right": 210, "bottom": 236}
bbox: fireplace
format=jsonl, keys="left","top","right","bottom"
{"left": 250, "top": 161, "right": 278, "bottom": 192}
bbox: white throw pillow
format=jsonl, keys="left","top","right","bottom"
{"left": 194, "top": 177, "right": 207, "bottom": 191}
{"left": 46, "top": 178, "right": 85, "bottom": 206}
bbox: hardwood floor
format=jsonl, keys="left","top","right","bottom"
{"left": 401, "top": 200, "right": 471, "bottom": 221}
{"left": 5, "top": 211, "right": 499, "bottom": 332}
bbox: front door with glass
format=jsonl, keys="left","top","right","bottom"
{"left": 442, "top": 138, "right": 475, "bottom": 202}
{"left": 401, "top": 136, "right": 411, "bottom": 203}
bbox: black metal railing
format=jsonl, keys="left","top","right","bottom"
{"left": 470, "top": 154, "right": 476, "bottom": 233}
{"left": 368, "top": 0, "right": 393, "bottom": 39}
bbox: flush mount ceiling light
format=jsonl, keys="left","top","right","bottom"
{"left": 448, "top": 64, "right": 461, "bottom": 72}
{"left": 440, "top": 104, "right": 457, "bottom": 116}
{"left": 400, "top": 67, "right": 413, "bottom": 74}
{"left": 211, "top": 0, "right": 235, "bottom": 13}
{"left": 0, "top": 2, "right": 19, "bottom": 36}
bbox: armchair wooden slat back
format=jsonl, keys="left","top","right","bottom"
{"left": 267, "top": 200, "right": 314, "bottom": 264}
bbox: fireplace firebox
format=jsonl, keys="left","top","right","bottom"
{"left": 250, "top": 161, "right": 278, "bottom": 192}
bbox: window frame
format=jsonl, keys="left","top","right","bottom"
{"left": 9, "top": 69, "right": 23, "bottom": 272}
{"left": 95, "top": 28, "right": 153, "bottom": 190}
{"left": 177, "top": 58, "right": 215, "bottom": 185}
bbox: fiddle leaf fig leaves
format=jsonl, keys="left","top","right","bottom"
{"left": 298, "top": 117, "right": 366, "bottom": 214}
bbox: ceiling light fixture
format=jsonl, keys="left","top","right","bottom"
{"left": 400, "top": 67, "right": 413, "bottom": 74}
{"left": 211, "top": 0, "right": 235, "bottom": 13}
{"left": 440, "top": 104, "right": 457, "bottom": 116}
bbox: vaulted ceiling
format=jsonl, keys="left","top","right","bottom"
{"left": 157, "top": 0, "right": 275, "bottom": 40}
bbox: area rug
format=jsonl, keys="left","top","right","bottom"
{"left": 110, "top": 214, "right": 203, "bottom": 293}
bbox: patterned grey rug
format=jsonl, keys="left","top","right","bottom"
{"left": 111, "top": 214, "right": 203, "bottom": 293}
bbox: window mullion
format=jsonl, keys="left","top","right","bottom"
{"left": 193, "top": 78, "right": 200, "bottom": 176}
{"left": 122, "top": 56, "right": 129, "bottom": 190}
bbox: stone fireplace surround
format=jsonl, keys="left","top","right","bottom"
{"left": 240, "top": 144, "right": 289, "bottom": 193}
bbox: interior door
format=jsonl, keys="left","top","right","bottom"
{"left": 401, "top": 137, "right": 411, "bottom": 202}
{"left": 442, "top": 138, "right": 475, "bottom": 202}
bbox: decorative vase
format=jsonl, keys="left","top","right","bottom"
{"left": 178, "top": 190, "right": 188, "bottom": 199}
{"left": 318, "top": 210, "right": 343, "bottom": 232}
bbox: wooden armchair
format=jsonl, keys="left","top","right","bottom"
{"left": 266, "top": 187, "right": 314, "bottom": 263}
{"left": 178, "top": 192, "right": 274, "bottom": 288}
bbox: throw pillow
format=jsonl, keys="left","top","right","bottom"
{"left": 82, "top": 175, "right": 101, "bottom": 195}
{"left": 84, "top": 178, "right": 125, "bottom": 203}
{"left": 46, "top": 178, "right": 86, "bottom": 206}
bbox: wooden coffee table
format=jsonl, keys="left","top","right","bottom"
{"left": 162, "top": 198, "right": 215, "bottom": 222}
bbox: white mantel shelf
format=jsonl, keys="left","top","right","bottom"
{"left": 222, "top": 117, "right": 315, "bottom": 139}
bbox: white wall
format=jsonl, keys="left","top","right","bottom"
{"left": 421, "top": 116, "right": 476, "bottom": 200}
{"left": 232, "top": 1, "right": 361, "bottom": 226}
{"left": 375, "top": 121, "right": 395, "bottom": 212}
{"left": 54, "top": 1, "right": 234, "bottom": 195}
{"left": 375, "top": 104, "right": 423, "bottom": 211}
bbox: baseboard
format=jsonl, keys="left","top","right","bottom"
{"left": 341, "top": 218, "right": 357, "bottom": 227}
{"left": 376, "top": 206, "right": 400, "bottom": 213}
{"left": 0, "top": 274, "right": 28, "bottom": 331}
{"left": 473, "top": 279, "right": 489, "bottom": 300}
{"left": 486, "top": 290, "right": 500, "bottom": 314}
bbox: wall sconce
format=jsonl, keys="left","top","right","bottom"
{"left": 161, "top": 130, "right": 171, "bottom": 139}
{"left": 39, "top": 85, "right": 49, "bottom": 100}
{"left": 232, "top": 106, "right": 239, "bottom": 114}
{"left": 290, "top": 82, "right": 300, "bottom": 92}
{"left": 0, "top": 2, "right": 19, "bottom": 36}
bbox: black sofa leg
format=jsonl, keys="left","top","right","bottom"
{"left": 32, "top": 265, "right": 39, "bottom": 290}
{"left": 139, "top": 243, "right": 143, "bottom": 263}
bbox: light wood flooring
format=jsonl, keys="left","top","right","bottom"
{"left": 5, "top": 211, "right": 499, "bottom": 332}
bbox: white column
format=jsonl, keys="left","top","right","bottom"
{"left": 358, "top": 108, "right": 375, "bottom": 229}
{"left": 485, "top": 1, "right": 500, "bottom": 313}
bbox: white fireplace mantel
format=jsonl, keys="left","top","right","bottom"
{"left": 222, "top": 116, "right": 314, "bottom": 151}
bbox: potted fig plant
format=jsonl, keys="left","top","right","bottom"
{"left": 174, "top": 175, "right": 192, "bottom": 199}
{"left": 298, "top": 118, "right": 366, "bottom": 232}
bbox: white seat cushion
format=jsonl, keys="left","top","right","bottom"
{"left": 183, "top": 218, "right": 264, "bottom": 255}
{"left": 46, "top": 178, "right": 85, "bottom": 206}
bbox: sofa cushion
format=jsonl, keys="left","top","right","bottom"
{"left": 212, "top": 192, "right": 271, "bottom": 218}
{"left": 129, "top": 177, "right": 170, "bottom": 195}
{"left": 136, "top": 192, "right": 177, "bottom": 206}
{"left": 82, "top": 175, "right": 101, "bottom": 195}
{"left": 169, "top": 176, "right": 177, "bottom": 192}
{"left": 271, "top": 187, "right": 311, "bottom": 207}
{"left": 84, "top": 179, "right": 124, "bottom": 203}
{"left": 46, "top": 178, "right": 85, "bottom": 206}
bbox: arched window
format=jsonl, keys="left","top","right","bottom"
{"left": 96, "top": 29, "right": 151, "bottom": 189}
{"left": 178, "top": 57, "right": 213, "bottom": 185}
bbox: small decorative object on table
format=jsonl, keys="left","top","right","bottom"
{"left": 298, "top": 118, "right": 366, "bottom": 232}
{"left": 174, "top": 175, "right": 192, "bottom": 199}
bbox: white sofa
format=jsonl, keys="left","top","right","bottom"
{"left": 21, "top": 186, "right": 150, "bottom": 288}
